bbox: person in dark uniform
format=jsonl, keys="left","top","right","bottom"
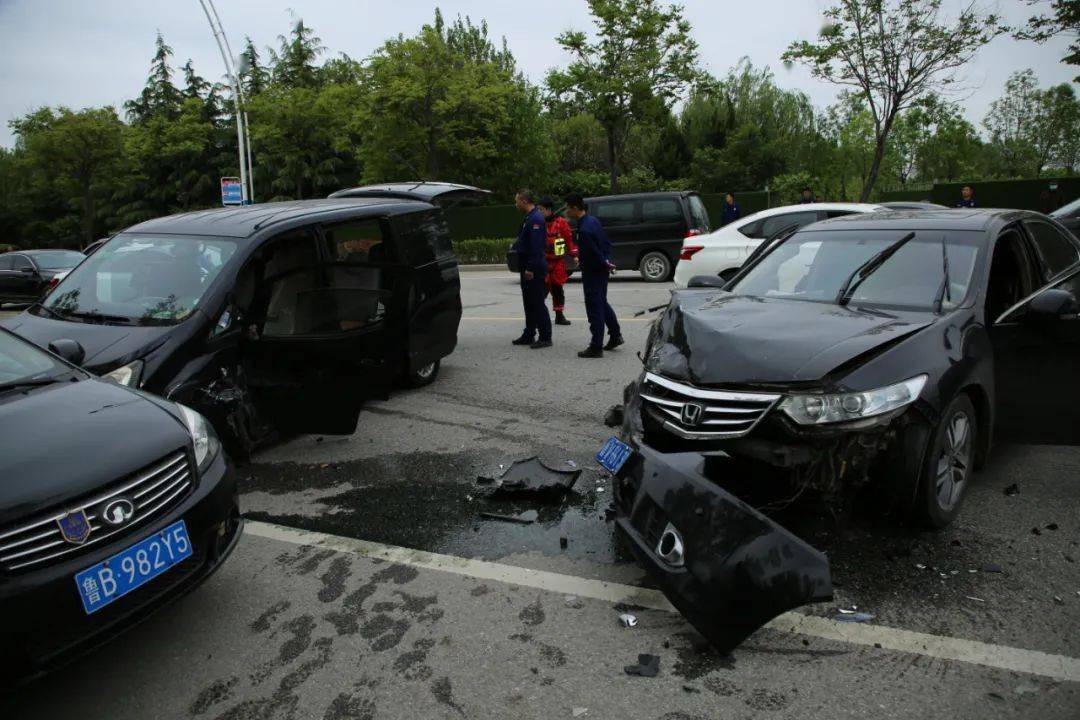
{"left": 564, "top": 193, "right": 622, "bottom": 358}
{"left": 510, "top": 189, "right": 552, "bottom": 349}
{"left": 799, "top": 187, "right": 816, "bottom": 204}
{"left": 721, "top": 192, "right": 741, "bottom": 226}
{"left": 956, "top": 186, "right": 977, "bottom": 208}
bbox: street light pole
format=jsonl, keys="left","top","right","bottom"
{"left": 197, "top": 0, "right": 254, "bottom": 203}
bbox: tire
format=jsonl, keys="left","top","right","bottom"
{"left": 640, "top": 251, "right": 672, "bottom": 282}
{"left": 404, "top": 359, "right": 440, "bottom": 388}
{"left": 914, "top": 394, "right": 977, "bottom": 528}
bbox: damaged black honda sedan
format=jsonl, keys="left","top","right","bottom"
{"left": 607, "top": 208, "right": 1080, "bottom": 652}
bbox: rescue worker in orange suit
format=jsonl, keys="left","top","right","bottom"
{"left": 538, "top": 197, "right": 577, "bottom": 326}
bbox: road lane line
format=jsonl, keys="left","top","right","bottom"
{"left": 244, "top": 520, "right": 1080, "bottom": 683}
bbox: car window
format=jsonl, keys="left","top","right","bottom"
{"left": 733, "top": 229, "right": 983, "bottom": 311}
{"left": 320, "top": 220, "right": 391, "bottom": 333}
{"left": 592, "top": 200, "right": 638, "bottom": 227}
{"left": 256, "top": 230, "right": 323, "bottom": 338}
{"left": 41, "top": 235, "right": 237, "bottom": 326}
{"left": 31, "top": 250, "right": 84, "bottom": 270}
{"left": 758, "top": 212, "right": 821, "bottom": 239}
{"left": 11, "top": 255, "right": 34, "bottom": 271}
{"left": 825, "top": 210, "right": 856, "bottom": 219}
{"left": 322, "top": 219, "right": 389, "bottom": 264}
{"left": 1023, "top": 220, "right": 1080, "bottom": 280}
{"left": 0, "top": 330, "right": 64, "bottom": 387}
{"left": 688, "top": 195, "right": 710, "bottom": 230}
{"left": 0, "top": 256, "right": 12, "bottom": 271}
{"left": 393, "top": 209, "right": 453, "bottom": 265}
{"left": 1050, "top": 197, "right": 1080, "bottom": 219}
{"left": 641, "top": 199, "right": 683, "bottom": 224}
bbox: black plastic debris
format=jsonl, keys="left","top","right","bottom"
{"left": 623, "top": 654, "right": 660, "bottom": 677}
{"left": 482, "top": 457, "right": 581, "bottom": 500}
{"left": 982, "top": 563, "right": 1004, "bottom": 573}
{"left": 1032, "top": 527, "right": 1043, "bottom": 536}
{"left": 559, "top": 536, "right": 569, "bottom": 549}
{"left": 1045, "top": 522, "right": 1059, "bottom": 531}
{"left": 479, "top": 510, "right": 539, "bottom": 525}
{"left": 1003, "top": 483, "right": 1020, "bottom": 496}
{"left": 603, "top": 405, "right": 624, "bottom": 428}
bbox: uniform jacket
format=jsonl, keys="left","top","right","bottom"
{"left": 576, "top": 214, "right": 612, "bottom": 274}
{"left": 721, "top": 203, "right": 742, "bottom": 225}
{"left": 545, "top": 215, "right": 576, "bottom": 285}
{"left": 956, "top": 199, "right": 977, "bottom": 208}
{"left": 513, "top": 207, "right": 549, "bottom": 276}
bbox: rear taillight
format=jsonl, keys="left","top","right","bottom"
{"left": 685, "top": 228, "right": 704, "bottom": 238}
{"left": 679, "top": 245, "right": 703, "bottom": 261}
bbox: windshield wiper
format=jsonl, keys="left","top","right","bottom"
{"left": 63, "top": 310, "right": 134, "bottom": 325}
{"left": 933, "top": 235, "right": 952, "bottom": 314}
{"left": 30, "top": 302, "right": 70, "bottom": 321}
{"left": 0, "top": 377, "right": 59, "bottom": 394}
{"left": 836, "top": 232, "right": 916, "bottom": 307}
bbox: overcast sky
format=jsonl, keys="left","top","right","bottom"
{"left": 0, "top": 0, "right": 1075, "bottom": 148}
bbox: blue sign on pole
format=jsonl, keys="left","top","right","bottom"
{"left": 221, "top": 177, "right": 243, "bottom": 206}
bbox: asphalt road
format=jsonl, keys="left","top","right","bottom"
{"left": 4, "top": 270, "right": 1080, "bottom": 719}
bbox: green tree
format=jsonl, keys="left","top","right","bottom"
{"left": 783, "top": 0, "right": 1005, "bottom": 201}
{"left": 984, "top": 69, "right": 1080, "bottom": 177}
{"left": 238, "top": 36, "right": 270, "bottom": 97}
{"left": 1015, "top": 1, "right": 1080, "bottom": 81}
{"left": 270, "top": 19, "right": 325, "bottom": 89}
{"left": 125, "top": 33, "right": 183, "bottom": 124}
{"left": 546, "top": 0, "right": 700, "bottom": 192}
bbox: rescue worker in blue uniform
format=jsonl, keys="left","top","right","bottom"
{"left": 955, "top": 185, "right": 977, "bottom": 208}
{"left": 721, "top": 192, "right": 741, "bottom": 225}
{"left": 511, "top": 189, "right": 553, "bottom": 349}
{"left": 564, "top": 193, "right": 623, "bottom": 358}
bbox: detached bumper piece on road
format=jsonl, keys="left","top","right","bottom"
{"left": 0, "top": 452, "right": 241, "bottom": 684}
{"left": 612, "top": 444, "right": 833, "bottom": 653}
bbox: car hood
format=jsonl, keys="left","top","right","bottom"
{"left": 1, "top": 312, "right": 173, "bottom": 373}
{"left": 646, "top": 291, "right": 938, "bottom": 386}
{"left": 0, "top": 379, "right": 189, "bottom": 527}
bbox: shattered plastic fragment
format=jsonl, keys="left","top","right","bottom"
{"left": 1003, "top": 483, "right": 1020, "bottom": 496}
{"left": 1045, "top": 523, "right": 1059, "bottom": 531}
{"left": 965, "top": 596, "right": 985, "bottom": 603}
{"left": 623, "top": 654, "right": 660, "bottom": 677}
{"left": 833, "top": 612, "right": 874, "bottom": 623}
{"left": 564, "top": 596, "right": 584, "bottom": 609}
{"left": 572, "top": 708, "right": 588, "bottom": 718}
{"left": 915, "top": 563, "right": 927, "bottom": 570}
{"left": 485, "top": 457, "right": 581, "bottom": 500}
{"left": 619, "top": 614, "right": 638, "bottom": 628}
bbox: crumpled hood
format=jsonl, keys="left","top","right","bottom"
{"left": 646, "top": 291, "right": 938, "bottom": 386}
{"left": 1, "top": 312, "right": 172, "bottom": 372}
{"left": 0, "top": 379, "right": 189, "bottom": 527}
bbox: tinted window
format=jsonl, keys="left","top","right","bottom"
{"left": 323, "top": 220, "right": 388, "bottom": 264}
{"left": 1024, "top": 220, "right": 1080, "bottom": 279}
{"left": 0, "top": 330, "right": 64, "bottom": 387}
{"left": 30, "top": 250, "right": 84, "bottom": 269}
{"left": 0, "top": 256, "right": 12, "bottom": 271}
{"left": 757, "top": 212, "right": 821, "bottom": 239}
{"left": 257, "top": 230, "right": 322, "bottom": 338}
{"left": 641, "top": 199, "right": 683, "bottom": 224}
{"left": 592, "top": 200, "right": 638, "bottom": 227}
{"left": 688, "top": 195, "right": 710, "bottom": 230}
{"left": 11, "top": 255, "right": 34, "bottom": 270}
{"left": 1050, "top": 198, "right": 1080, "bottom": 218}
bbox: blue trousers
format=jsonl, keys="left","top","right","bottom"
{"left": 581, "top": 270, "right": 620, "bottom": 348}
{"left": 520, "top": 273, "right": 552, "bottom": 342}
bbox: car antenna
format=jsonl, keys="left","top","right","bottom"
{"left": 933, "top": 234, "right": 951, "bottom": 314}
{"left": 387, "top": 150, "right": 427, "bottom": 192}
{"left": 837, "top": 231, "right": 916, "bottom": 306}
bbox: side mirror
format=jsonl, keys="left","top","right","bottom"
{"left": 687, "top": 275, "right": 729, "bottom": 289}
{"left": 48, "top": 338, "right": 86, "bottom": 366}
{"left": 1028, "top": 288, "right": 1079, "bottom": 317}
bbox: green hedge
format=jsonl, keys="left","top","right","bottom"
{"left": 454, "top": 237, "right": 514, "bottom": 264}
{"left": 881, "top": 178, "right": 1080, "bottom": 212}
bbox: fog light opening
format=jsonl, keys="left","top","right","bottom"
{"left": 656, "top": 523, "right": 685, "bottom": 567}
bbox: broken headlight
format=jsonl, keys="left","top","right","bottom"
{"left": 102, "top": 360, "right": 143, "bottom": 388}
{"left": 178, "top": 404, "right": 222, "bottom": 473}
{"left": 779, "top": 375, "right": 927, "bottom": 426}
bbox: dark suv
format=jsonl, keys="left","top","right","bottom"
{"left": 585, "top": 192, "right": 710, "bottom": 281}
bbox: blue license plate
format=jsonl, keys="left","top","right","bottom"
{"left": 597, "top": 436, "right": 633, "bottom": 474}
{"left": 74, "top": 520, "right": 192, "bottom": 614}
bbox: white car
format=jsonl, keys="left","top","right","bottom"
{"left": 673, "top": 203, "right": 883, "bottom": 287}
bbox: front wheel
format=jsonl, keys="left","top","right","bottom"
{"left": 404, "top": 359, "right": 440, "bottom": 388}
{"left": 914, "top": 394, "right": 976, "bottom": 528}
{"left": 640, "top": 251, "right": 672, "bottom": 282}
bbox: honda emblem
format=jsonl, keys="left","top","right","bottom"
{"left": 680, "top": 402, "right": 704, "bottom": 427}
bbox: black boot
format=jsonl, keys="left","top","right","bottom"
{"left": 555, "top": 311, "right": 572, "bottom": 326}
{"left": 604, "top": 335, "right": 625, "bottom": 351}
{"left": 512, "top": 335, "right": 533, "bottom": 346}
{"left": 530, "top": 339, "right": 553, "bottom": 349}
{"left": 578, "top": 345, "right": 603, "bottom": 358}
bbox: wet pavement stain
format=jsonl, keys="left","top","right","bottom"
{"left": 703, "top": 676, "right": 740, "bottom": 697}
{"left": 671, "top": 632, "right": 735, "bottom": 681}
{"left": 322, "top": 692, "right": 376, "bottom": 720}
{"left": 216, "top": 637, "right": 334, "bottom": 720}
{"left": 278, "top": 615, "right": 317, "bottom": 665}
{"left": 519, "top": 597, "right": 546, "bottom": 626}
{"left": 359, "top": 613, "right": 410, "bottom": 652}
{"left": 295, "top": 549, "right": 337, "bottom": 576}
{"left": 249, "top": 600, "right": 290, "bottom": 634}
{"left": 392, "top": 637, "right": 437, "bottom": 681}
{"left": 317, "top": 556, "right": 353, "bottom": 603}
{"left": 744, "top": 687, "right": 789, "bottom": 711}
{"left": 393, "top": 590, "right": 437, "bottom": 616}
{"left": 469, "top": 584, "right": 490, "bottom": 596}
{"left": 189, "top": 676, "right": 238, "bottom": 716}
{"left": 538, "top": 643, "right": 567, "bottom": 668}
{"left": 324, "top": 563, "right": 420, "bottom": 636}
{"left": 430, "top": 676, "right": 465, "bottom": 717}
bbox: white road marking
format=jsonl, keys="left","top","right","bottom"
{"left": 245, "top": 520, "right": 1080, "bottom": 683}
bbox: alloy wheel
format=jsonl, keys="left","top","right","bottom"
{"left": 642, "top": 255, "right": 669, "bottom": 281}
{"left": 934, "top": 410, "right": 971, "bottom": 511}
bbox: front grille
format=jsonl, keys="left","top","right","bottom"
{"left": 0, "top": 451, "right": 193, "bottom": 572}
{"left": 640, "top": 372, "right": 781, "bottom": 440}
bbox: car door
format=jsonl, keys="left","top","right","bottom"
{"left": 613, "top": 445, "right": 832, "bottom": 652}
{"left": 638, "top": 197, "right": 686, "bottom": 264}
{"left": 240, "top": 224, "right": 394, "bottom": 435}
{"left": 589, "top": 198, "right": 640, "bottom": 269}
{"left": 989, "top": 222, "right": 1080, "bottom": 445}
{"left": 8, "top": 255, "right": 41, "bottom": 301}
{"left": 0, "top": 255, "right": 15, "bottom": 300}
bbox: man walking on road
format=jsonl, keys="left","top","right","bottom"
{"left": 564, "top": 193, "right": 622, "bottom": 358}
{"left": 511, "top": 189, "right": 552, "bottom": 349}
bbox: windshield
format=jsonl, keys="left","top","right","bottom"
{"left": 39, "top": 234, "right": 238, "bottom": 326}
{"left": 731, "top": 229, "right": 984, "bottom": 312}
{"left": 0, "top": 330, "right": 66, "bottom": 388}
{"left": 31, "top": 250, "right": 85, "bottom": 270}
{"left": 1051, "top": 197, "right": 1080, "bottom": 218}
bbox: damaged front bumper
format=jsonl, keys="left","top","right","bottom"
{"left": 612, "top": 443, "right": 833, "bottom": 653}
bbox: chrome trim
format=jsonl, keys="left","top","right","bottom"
{"left": 0, "top": 452, "right": 192, "bottom": 572}
{"left": 641, "top": 373, "right": 781, "bottom": 440}
{"left": 644, "top": 372, "right": 782, "bottom": 403}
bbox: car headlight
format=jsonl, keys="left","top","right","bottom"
{"left": 177, "top": 404, "right": 221, "bottom": 473}
{"left": 102, "top": 360, "right": 143, "bottom": 387}
{"left": 780, "top": 375, "right": 928, "bottom": 426}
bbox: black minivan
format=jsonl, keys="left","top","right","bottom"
{"left": 3, "top": 184, "right": 478, "bottom": 453}
{"left": 585, "top": 191, "right": 710, "bottom": 282}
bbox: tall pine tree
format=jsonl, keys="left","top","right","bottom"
{"left": 124, "top": 33, "right": 183, "bottom": 124}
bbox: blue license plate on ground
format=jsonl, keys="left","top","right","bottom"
{"left": 597, "top": 436, "right": 633, "bottom": 474}
{"left": 74, "top": 520, "right": 192, "bottom": 614}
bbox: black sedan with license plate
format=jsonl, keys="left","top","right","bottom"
{"left": 0, "top": 327, "right": 240, "bottom": 683}
{"left": 606, "top": 208, "right": 1080, "bottom": 654}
